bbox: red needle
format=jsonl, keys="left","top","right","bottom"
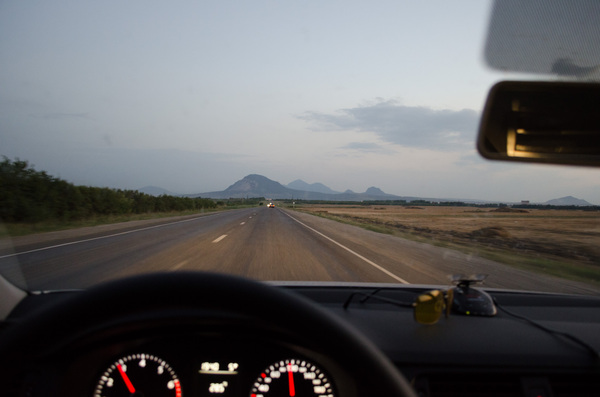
{"left": 287, "top": 364, "right": 295, "bottom": 397}
{"left": 117, "top": 363, "right": 136, "bottom": 394}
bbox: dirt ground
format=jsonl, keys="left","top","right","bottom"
{"left": 298, "top": 205, "right": 600, "bottom": 266}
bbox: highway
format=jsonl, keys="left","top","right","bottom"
{"left": 1, "top": 207, "right": 598, "bottom": 294}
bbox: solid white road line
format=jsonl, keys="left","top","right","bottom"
{"left": 212, "top": 234, "right": 228, "bottom": 243}
{"left": 0, "top": 214, "right": 220, "bottom": 259}
{"left": 282, "top": 211, "right": 409, "bottom": 284}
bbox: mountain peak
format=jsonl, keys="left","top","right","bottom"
{"left": 224, "top": 174, "right": 286, "bottom": 195}
{"left": 545, "top": 196, "right": 592, "bottom": 206}
{"left": 194, "top": 175, "right": 439, "bottom": 202}
{"left": 365, "top": 186, "right": 386, "bottom": 195}
{"left": 287, "top": 179, "right": 340, "bottom": 194}
{"left": 289, "top": 178, "right": 306, "bottom": 184}
{"left": 287, "top": 179, "right": 309, "bottom": 190}
{"left": 138, "top": 186, "right": 177, "bottom": 196}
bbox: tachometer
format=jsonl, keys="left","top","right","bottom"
{"left": 250, "top": 359, "right": 334, "bottom": 397}
{"left": 94, "top": 353, "right": 182, "bottom": 397}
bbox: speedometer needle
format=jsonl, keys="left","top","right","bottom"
{"left": 117, "top": 363, "right": 136, "bottom": 394}
{"left": 287, "top": 364, "right": 295, "bottom": 397}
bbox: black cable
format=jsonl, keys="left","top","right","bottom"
{"left": 346, "top": 290, "right": 600, "bottom": 359}
{"left": 494, "top": 298, "right": 600, "bottom": 360}
{"left": 343, "top": 290, "right": 414, "bottom": 310}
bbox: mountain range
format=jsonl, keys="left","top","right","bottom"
{"left": 188, "top": 174, "right": 480, "bottom": 203}
{"left": 287, "top": 179, "right": 340, "bottom": 194}
{"left": 141, "top": 175, "right": 593, "bottom": 205}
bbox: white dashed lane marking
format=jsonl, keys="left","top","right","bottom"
{"left": 171, "top": 260, "right": 188, "bottom": 271}
{"left": 212, "top": 234, "right": 228, "bottom": 243}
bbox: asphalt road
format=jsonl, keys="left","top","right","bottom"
{"left": 1, "top": 207, "right": 598, "bottom": 294}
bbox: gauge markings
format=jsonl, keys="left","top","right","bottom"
{"left": 94, "top": 353, "right": 182, "bottom": 397}
{"left": 251, "top": 359, "right": 334, "bottom": 397}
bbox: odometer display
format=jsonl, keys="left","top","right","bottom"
{"left": 250, "top": 359, "right": 334, "bottom": 397}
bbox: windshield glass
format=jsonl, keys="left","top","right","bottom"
{"left": 1, "top": 1, "right": 599, "bottom": 295}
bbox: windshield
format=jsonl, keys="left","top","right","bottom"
{"left": 1, "top": 1, "right": 599, "bottom": 295}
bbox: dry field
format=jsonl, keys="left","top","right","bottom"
{"left": 298, "top": 205, "right": 600, "bottom": 283}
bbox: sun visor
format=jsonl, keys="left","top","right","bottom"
{"left": 484, "top": 0, "right": 600, "bottom": 79}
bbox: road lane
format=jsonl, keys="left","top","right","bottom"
{"left": 283, "top": 209, "right": 600, "bottom": 295}
{"left": 1, "top": 206, "right": 598, "bottom": 294}
{"left": 3, "top": 209, "right": 258, "bottom": 289}
{"left": 173, "top": 206, "right": 407, "bottom": 282}
{"left": 281, "top": 211, "right": 409, "bottom": 283}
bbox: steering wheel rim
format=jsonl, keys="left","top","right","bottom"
{"left": 0, "top": 271, "right": 416, "bottom": 397}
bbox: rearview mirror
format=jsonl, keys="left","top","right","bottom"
{"left": 477, "top": 81, "right": 600, "bottom": 167}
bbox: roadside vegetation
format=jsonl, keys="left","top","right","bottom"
{"left": 292, "top": 203, "right": 600, "bottom": 287}
{"left": 1, "top": 157, "right": 221, "bottom": 236}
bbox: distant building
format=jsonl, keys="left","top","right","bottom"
{"left": 521, "top": 200, "right": 530, "bottom": 205}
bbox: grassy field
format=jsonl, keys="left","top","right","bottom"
{"left": 296, "top": 205, "right": 600, "bottom": 285}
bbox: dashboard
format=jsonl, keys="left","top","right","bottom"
{"left": 2, "top": 273, "right": 600, "bottom": 397}
{"left": 0, "top": 272, "right": 412, "bottom": 397}
{"left": 59, "top": 322, "right": 347, "bottom": 397}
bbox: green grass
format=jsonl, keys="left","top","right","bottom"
{"left": 296, "top": 209, "right": 600, "bottom": 287}
{"left": 477, "top": 249, "right": 600, "bottom": 286}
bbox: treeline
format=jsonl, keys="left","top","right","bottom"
{"left": 0, "top": 157, "right": 216, "bottom": 223}
{"left": 286, "top": 198, "right": 599, "bottom": 210}
{"left": 284, "top": 199, "right": 495, "bottom": 206}
{"left": 215, "top": 197, "right": 265, "bottom": 207}
{"left": 512, "top": 204, "right": 600, "bottom": 211}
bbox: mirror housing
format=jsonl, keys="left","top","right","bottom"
{"left": 477, "top": 81, "right": 600, "bottom": 166}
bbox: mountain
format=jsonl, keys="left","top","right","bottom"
{"left": 365, "top": 187, "right": 386, "bottom": 196}
{"left": 287, "top": 179, "right": 340, "bottom": 194}
{"left": 194, "top": 174, "right": 302, "bottom": 199}
{"left": 222, "top": 174, "right": 290, "bottom": 197}
{"left": 545, "top": 196, "right": 592, "bottom": 206}
{"left": 190, "top": 177, "right": 595, "bottom": 205}
{"left": 138, "top": 186, "right": 178, "bottom": 196}
{"left": 193, "top": 174, "right": 434, "bottom": 201}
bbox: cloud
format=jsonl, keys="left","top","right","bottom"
{"left": 341, "top": 142, "right": 390, "bottom": 153}
{"left": 301, "top": 100, "right": 480, "bottom": 151}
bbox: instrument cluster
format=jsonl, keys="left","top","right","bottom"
{"left": 76, "top": 331, "right": 342, "bottom": 397}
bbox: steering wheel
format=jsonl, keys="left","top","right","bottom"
{"left": 0, "top": 272, "right": 416, "bottom": 397}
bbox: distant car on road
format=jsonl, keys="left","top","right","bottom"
{"left": 267, "top": 203, "right": 275, "bottom": 208}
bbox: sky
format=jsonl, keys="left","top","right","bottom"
{"left": 1, "top": 1, "right": 599, "bottom": 204}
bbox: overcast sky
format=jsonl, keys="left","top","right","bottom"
{"left": 1, "top": 1, "right": 599, "bottom": 204}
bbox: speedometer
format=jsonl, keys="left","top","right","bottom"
{"left": 94, "top": 353, "right": 182, "bottom": 397}
{"left": 250, "top": 359, "right": 334, "bottom": 397}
